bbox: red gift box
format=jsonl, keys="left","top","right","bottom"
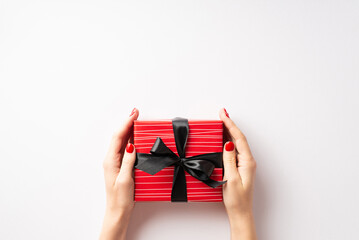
{"left": 134, "top": 119, "right": 224, "bottom": 202}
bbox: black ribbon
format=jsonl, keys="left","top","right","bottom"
{"left": 135, "top": 117, "right": 226, "bottom": 202}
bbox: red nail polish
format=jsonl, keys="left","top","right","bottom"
{"left": 126, "top": 143, "right": 134, "bottom": 153}
{"left": 225, "top": 141, "right": 234, "bottom": 151}
{"left": 224, "top": 108, "right": 230, "bottom": 118}
{"left": 129, "top": 108, "right": 136, "bottom": 117}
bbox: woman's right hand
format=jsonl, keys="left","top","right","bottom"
{"left": 220, "top": 108, "right": 257, "bottom": 240}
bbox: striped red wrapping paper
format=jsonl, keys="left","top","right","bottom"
{"left": 134, "top": 119, "right": 224, "bottom": 202}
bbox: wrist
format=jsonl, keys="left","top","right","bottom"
{"left": 104, "top": 207, "right": 132, "bottom": 224}
{"left": 227, "top": 210, "right": 256, "bottom": 240}
{"left": 227, "top": 209, "right": 254, "bottom": 224}
{"left": 100, "top": 210, "right": 132, "bottom": 240}
{"left": 105, "top": 199, "right": 134, "bottom": 218}
{"left": 225, "top": 202, "right": 253, "bottom": 220}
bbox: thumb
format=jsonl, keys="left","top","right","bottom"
{"left": 118, "top": 143, "right": 136, "bottom": 180}
{"left": 223, "top": 141, "right": 240, "bottom": 181}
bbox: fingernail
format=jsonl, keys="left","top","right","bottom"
{"left": 224, "top": 108, "right": 230, "bottom": 118}
{"left": 129, "top": 108, "right": 136, "bottom": 117}
{"left": 126, "top": 143, "right": 134, "bottom": 153}
{"left": 225, "top": 141, "right": 234, "bottom": 151}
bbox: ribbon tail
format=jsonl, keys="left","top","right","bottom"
{"left": 171, "top": 165, "right": 187, "bottom": 202}
{"left": 202, "top": 178, "right": 227, "bottom": 188}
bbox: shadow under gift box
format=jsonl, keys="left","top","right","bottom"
{"left": 134, "top": 119, "right": 224, "bottom": 202}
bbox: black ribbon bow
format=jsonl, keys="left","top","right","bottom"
{"left": 135, "top": 117, "right": 226, "bottom": 202}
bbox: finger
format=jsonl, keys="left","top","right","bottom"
{"left": 237, "top": 156, "right": 257, "bottom": 189}
{"left": 108, "top": 108, "right": 139, "bottom": 157}
{"left": 103, "top": 108, "right": 139, "bottom": 185}
{"left": 117, "top": 143, "right": 136, "bottom": 180}
{"left": 219, "top": 108, "right": 253, "bottom": 158}
{"left": 222, "top": 141, "right": 241, "bottom": 182}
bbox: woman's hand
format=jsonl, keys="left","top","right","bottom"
{"left": 220, "top": 108, "right": 257, "bottom": 240}
{"left": 100, "top": 108, "right": 139, "bottom": 240}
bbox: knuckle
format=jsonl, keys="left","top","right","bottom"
{"left": 116, "top": 176, "right": 132, "bottom": 186}
{"left": 112, "top": 131, "right": 119, "bottom": 139}
{"left": 226, "top": 156, "right": 237, "bottom": 164}
{"left": 229, "top": 125, "right": 246, "bottom": 138}
{"left": 122, "top": 157, "right": 134, "bottom": 167}
{"left": 112, "top": 131, "right": 122, "bottom": 142}
{"left": 228, "top": 126, "right": 238, "bottom": 136}
{"left": 224, "top": 157, "right": 237, "bottom": 167}
{"left": 235, "top": 135, "right": 247, "bottom": 145}
{"left": 248, "top": 159, "right": 257, "bottom": 169}
{"left": 103, "top": 161, "right": 111, "bottom": 170}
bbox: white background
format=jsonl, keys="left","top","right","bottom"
{"left": 1, "top": 0, "right": 358, "bottom": 239}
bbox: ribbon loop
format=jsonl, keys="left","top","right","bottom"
{"left": 150, "top": 137, "right": 177, "bottom": 157}
{"left": 183, "top": 159, "right": 215, "bottom": 181}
